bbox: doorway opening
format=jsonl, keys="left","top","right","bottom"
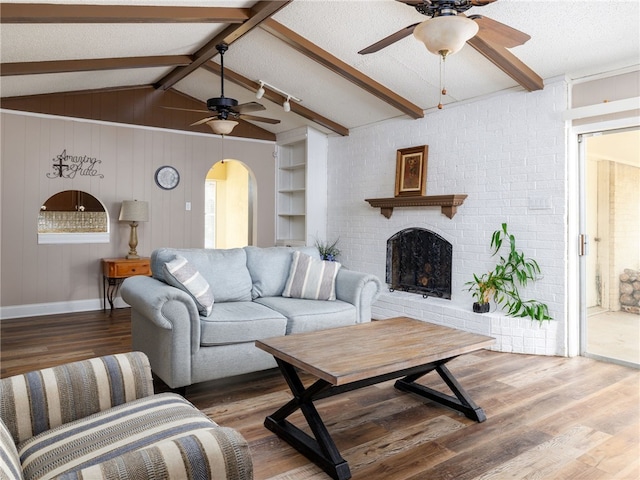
{"left": 205, "top": 160, "right": 256, "bottom": 249}
{"left": 581, "top": 127, "right": 640, "bottom": 367}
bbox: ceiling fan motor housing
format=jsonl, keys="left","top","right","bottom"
{"left": 416, "top": 0, "right": 475, "bottom": 17}
{"left": 207, "top": 97, "right": 238, "bottom": 111}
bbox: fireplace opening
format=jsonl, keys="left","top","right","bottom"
{"left": 386, "top": 228, "right": 452, "bottom": 299}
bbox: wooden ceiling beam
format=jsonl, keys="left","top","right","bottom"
{"left": 260, "top": 18, "right": 424, "bottom": 120}
{"left": 203, "top": 61, "right": 349, "bottom": 137}
{"left": 467, "top": 36, "right": 544, "bottom": 92}
{"left": 1, "top": 56, "right": 192, "bottom": 76}
{"left": 155, "top": 1, "right": 291, "bottom": 91}
{"left": 0, "top": 4, "right": 250, "bottom": 23}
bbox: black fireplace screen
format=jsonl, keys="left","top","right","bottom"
{"left": 386, "top": 228, "right": 452, "bottom": 299}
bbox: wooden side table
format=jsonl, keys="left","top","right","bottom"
{"left": 102, "top": 257, "right": 151, "bottom": 312}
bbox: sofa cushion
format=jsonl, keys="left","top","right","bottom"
{"left": 200, "top": 302, "right": 287, "bottom": 346}
{"left": 245, "top": 246, "right": 319, "bottom": 299}
{"left": 152, "top": 248, "right": 252, "bottom": 302}
{"left": 163, "top": 255, "right": 214, "bottom": 316}
{"left": 282, "top": 251, "right": 341, "bottom": 301}
{"left": 254, "top": 297, "right": 356, "bottom": 335}
{"left": 70, "top": 427, "right": 252, "bottom": 480}
{"left": 17, "top": 393, "right": 217, "bottom": 480}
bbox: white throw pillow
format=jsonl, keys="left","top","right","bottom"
{"left": 163, "top": 255, "right": 214, "bottom": 316}
{"left": 282, "top": 251, "right": 341, "bottom": 301}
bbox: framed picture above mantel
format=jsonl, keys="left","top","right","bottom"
{"left": 395, "top": 145, "right": 428, "bottom": 197}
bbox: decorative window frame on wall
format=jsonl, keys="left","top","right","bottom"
{"left": 38, "top": 190, "right": 110, "bottom": 244}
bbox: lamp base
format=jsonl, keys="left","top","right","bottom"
{"left": 126, "top": 222, "right": 140, "bottom": 260}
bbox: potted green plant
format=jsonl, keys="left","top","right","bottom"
{"left": 316, "top": 237, "right": 341, "bottom": 261}
{"left": 465, "top": 223, "right": 552, "bottom": 323}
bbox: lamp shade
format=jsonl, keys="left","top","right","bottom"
{"left": 413, "top": 15, "right": 479, "bottom": 57}
{"left": 207, "top": 119, "right": 238, "bottom": 135}
{"left": 119, "top": 200, "right": 149, "bottom": 222}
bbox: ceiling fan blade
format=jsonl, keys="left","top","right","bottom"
{"left": 239, "top": 114, "right": 281, "bottom": 125}
{"left": 358, "top": 23, "right": 420, "bottom": 55}
{"left": 161, "top": 106, "right": 210, "bottom": 114}
{"left": 234, "top": 102, "right": 266, "bottom": 114}
{"left": 190, "top": 117, "right": 217, "bottom": 126}
{"left": 468, "top": 15, "right": 531, "bottom": 48}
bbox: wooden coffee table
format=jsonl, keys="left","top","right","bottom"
{"left": 256, "top": 316, "right": 495, "bottom": 480}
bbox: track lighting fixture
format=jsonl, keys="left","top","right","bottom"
{"left": 256, "top": 81, "right": 265, "bottom": 100}
{"left": 255, "top": 80, "right": 301, "bottom": 112}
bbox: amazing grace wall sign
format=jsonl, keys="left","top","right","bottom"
{"left": 46, "top": 149, "right": 105, "bottom": 179}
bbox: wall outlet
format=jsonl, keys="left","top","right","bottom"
{"left": 185, "top": 202, "right": 191, "bottom": 211}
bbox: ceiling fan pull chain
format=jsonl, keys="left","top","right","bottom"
{"left": 438, "top": 53, "right": 447, "bottom": 110}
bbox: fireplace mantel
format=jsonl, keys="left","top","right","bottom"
{"left": 365, "top": 194, "right": 468, "bottom": 219}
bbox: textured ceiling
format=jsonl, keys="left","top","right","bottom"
{"left": 1, "top": 0, "right": 639, "bottom": 137}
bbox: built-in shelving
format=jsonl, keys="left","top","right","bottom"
{"left": 365, "top": 194, "right": 468, "bottom": 219}
{"left": 276, "top": 127, "right": 328, "bottom": 246}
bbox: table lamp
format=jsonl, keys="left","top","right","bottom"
{"left": 119, "top": 200, "right": 149, "bottom": 259}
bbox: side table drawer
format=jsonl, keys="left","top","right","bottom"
{"left": 113, "top": 261, "right": 150, "bottom": 277}
{"left": 102, "top": 258, "right": 151, "bottom": 278}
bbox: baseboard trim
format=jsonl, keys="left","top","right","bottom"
{"left": 0, "top": 298, "right": 129, "bottom": 320}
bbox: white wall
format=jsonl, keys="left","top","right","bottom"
{"left": 0, "top": 111, "right": 276, "bottom": 318}
{"left": 327, "top": 79, "right": 569, "bottom": 356}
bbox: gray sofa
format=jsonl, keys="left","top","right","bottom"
{"left": 121, "top": 246, "right": 382, "bottom": 389}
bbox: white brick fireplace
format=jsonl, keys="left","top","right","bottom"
{"left": 326, "top": 78, "right": 569, "bottom": 356}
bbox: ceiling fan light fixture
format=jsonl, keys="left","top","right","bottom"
{"left": 413, "top": 15, "right": 479, "bottom": 57}
{"left": 207, "top": 119, "right": 238, "bottom": 135}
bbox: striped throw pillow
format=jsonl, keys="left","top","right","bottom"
{"left": 282, "top": 251, "right": 341, "bottom": 301}
{"left": 164, "top": 255, "right": 214, "bottom": 316}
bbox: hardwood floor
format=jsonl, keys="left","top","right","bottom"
{"left": 2, "top": 309, "right": 639, "bottom": 480}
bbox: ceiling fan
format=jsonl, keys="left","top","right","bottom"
{"left": 164, "top": 43, "right": 280, "bottom": 135}
{"left": 359, "top": 0, "right": 543, "bottom": 94}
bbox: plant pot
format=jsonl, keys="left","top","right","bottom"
{"left": 473, "top": 302, "right": 490, "bottom": 314}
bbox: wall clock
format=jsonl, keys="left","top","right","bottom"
{"left": 154, "top": 165, "right": 180, "bottom": 190}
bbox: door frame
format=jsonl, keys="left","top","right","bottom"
{"left": 569, "top": 117, "right": 640, "bottom": 359}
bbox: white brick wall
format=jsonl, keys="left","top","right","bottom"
{"left": 327, "top": 78, "right": 569, "bottom": 356}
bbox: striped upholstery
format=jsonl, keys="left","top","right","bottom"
{"left": 0, "top": 353, "right": 253, "bottom": 480}
{"left": 58, "top": 427, "right": 251, "bottom": 480}
{"left": 17, "top": 393, "right": 251, "bottom": 480}
{"left": 0, "top": 420, "right": 22, "bottom": 480}
{"left": 0, "top": 352, "right": 154, "bottom": 445}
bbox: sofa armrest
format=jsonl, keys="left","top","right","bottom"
{"left": 0, "top": 352, "right": 153, "bottom": 445}
{"left": 121, "top": 276, "right": 200, "bottom": 330}
{"left": 70, "top": 427, "right": 253, "bottom": 480}
{"left": 334, "top": 269, "right": 383, "bottom": 323}
{"left": 121, "top": 276, "right": 203, "bottom": 389}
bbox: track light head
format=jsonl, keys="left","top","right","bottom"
{"left": 256, "top": 82, "right": 265, "bottom": 100}
{"left": 283, "top": 96, "right": 291, "bottom": 113}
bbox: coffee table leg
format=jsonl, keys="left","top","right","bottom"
{"left": 264, "top": 359, "right": 352, "bottom": 480}
{"left": 395, "top": 362, "right": 486, "bottom": 422}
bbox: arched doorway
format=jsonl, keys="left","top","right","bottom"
{"left": 205, "top": 160, "right": 256, "bottom": 249}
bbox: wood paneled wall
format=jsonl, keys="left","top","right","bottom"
{"left": 0, "top": 110, "right": 276, "bottom": 313}
{"left": 0, "top": 86, "right": 276, "bottom": 142}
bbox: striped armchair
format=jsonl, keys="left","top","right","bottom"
{"left": 0, "top": 352, "right": 252, "bottom": 480}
